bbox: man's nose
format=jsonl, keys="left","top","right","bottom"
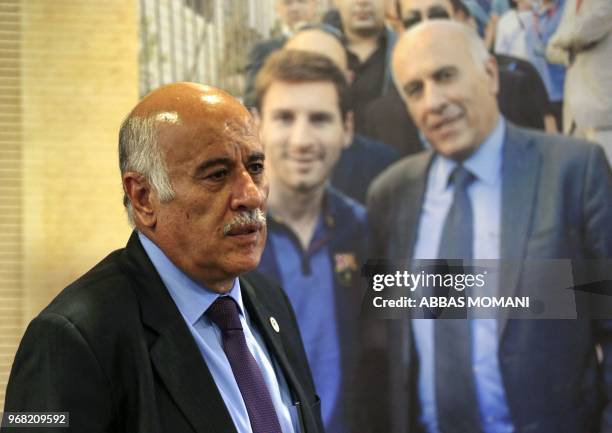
{"left": 230, "top": 167, "right": 265, "bottom": 211}
{"left": 423, "top": 83, "right": 447, "bottom": 114}
{"left": 288, "top": 117, "right": 315, "bottom": 152}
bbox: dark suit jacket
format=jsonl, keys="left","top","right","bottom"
{"left": 363, "top": 124, "right": 612, "bottom": 433}
{"left": 332, "top": 133, "right": 400, "bottom": 204}
{"left": 2, "top": 232, "right": 324, "bottom": 433}
{"left": 359, "top": 86, "right": 423, "bottom": 157}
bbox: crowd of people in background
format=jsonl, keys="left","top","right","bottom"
{"left": 246, "top": 0, "right": 612, "bottom": 162}
{"left": 242, "top": 1, "right": 612, "bottom": 432}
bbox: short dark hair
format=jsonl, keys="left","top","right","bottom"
{"left": 254, "top": 49, "right": 351, "bottom": 120}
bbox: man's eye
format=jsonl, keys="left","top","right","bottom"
{"left": 274, "top": 112, "right": 294, "bottom": 123}
{"left": 406, "top": 83, "right": 423, "bottom": 98}
{"left": 310, "top": 113, "right": 332, "bottom": 124}
{"left": 206, "top": 169, "right": 228, "bottom": 181}
{"left": 249, "top": 162, "right": 264, "bottom": 175}
{"left": 438, "top": 69, "right": 455, "bottom": 82}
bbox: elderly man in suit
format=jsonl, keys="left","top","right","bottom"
{"left": 365, "top": 21, "right": 612, "bottom": 433}
{"left": 2, "top": 83, "right": 323, "bottom": 433}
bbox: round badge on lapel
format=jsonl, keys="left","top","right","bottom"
{"left": 269, "top": 317, "right": 280, "bottom": 333}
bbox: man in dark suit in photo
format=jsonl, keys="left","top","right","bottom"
{"left": 364, "top": 21, "right": 612, "bottom": 433}
{"left": 2, "top": 83, "right": 323, "bottom": 433}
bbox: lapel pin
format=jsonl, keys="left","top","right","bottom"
{"left": 269, "top": 317, "right": 280, "bottom": 333}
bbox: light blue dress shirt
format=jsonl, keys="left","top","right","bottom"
{"left": 138, "top": 232, "right": 298, "bottom": 433}
{"left": 412, "top": 119, "right": 514, "bottom": 433}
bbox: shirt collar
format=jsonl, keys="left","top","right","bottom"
{"left": 346, "top": 30, "right": 387, "bottom": 66}
{"left": 138, "top": 231, "right": 244, "bottom": 325}
{"left": 432, "top": 117, "right": 505, "bottom": 192}
{"left": 268, "top": 186, "right": 338, "bottom": 230}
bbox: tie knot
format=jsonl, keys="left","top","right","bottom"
{"left": 206, "top": 297, "right": 243, "bottom": 332}
{"left": 449, "top": 165, "right": 475, "bottom": 191}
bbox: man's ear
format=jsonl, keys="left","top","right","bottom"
{"left": 484, "top": 55, "right": 500, "bottom": 95}
{"left": 342, "top": 110, "right": 355, "bottom": 149}
{"left": 122, "top": 172, "right": 157, "bottom": 228}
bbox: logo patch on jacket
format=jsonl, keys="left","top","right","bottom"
{"left": 334, "top": 253, "right": 358, "bottom": 286}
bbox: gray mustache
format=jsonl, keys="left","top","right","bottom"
{"left": 222, "top": 209, "right": 266, "bottom": 236}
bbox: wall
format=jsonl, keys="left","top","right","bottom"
{"left": 0, "top": 0, "right": 138, "bottom": 407}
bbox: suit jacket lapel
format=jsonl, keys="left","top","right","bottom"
{"left": 498, "top": 125, "right": 541, "bottom": 336}
{"left": 239, "top": 277, "right": 304, "bottom": 400}
{"left": 120, "top": 232, "right": 237, "bottom": 433}
{"left": 400, "top": 151, "right": 434, "bottom": 262}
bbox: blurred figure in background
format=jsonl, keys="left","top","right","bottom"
{"left": 531, "top": 0, "right": 566, "bottom": 131}
{"left": 334, "top": 0, "right": 398, "bottom": 133}
{"left": 495, "top": 0, "right": 564, "bottom": 132}
{"left": 253, "top": 49, "right": 369, "bottom": 433}
{"left": 284, "top": 26, "right": 400, "bottom": 204}
{"left": 243, "top": 0, "right": 319, "bottom": 107}
{"left": 549, "top": 0, "right": 612, "bottom": 163}
{"left": 274, "top": 0, "right": 320, "bottom": 37}
{"left": 384, "top": 0, "right": 405, "bottom": 32}
{"left": 495, "top": 0, "right": 535, "bottom": 60}
{"left": 462, "top": 0, "right": 510, "bottom": 47}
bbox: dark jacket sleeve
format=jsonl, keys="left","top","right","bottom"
{"left": 2, "top": 313, "right": 114, "bottom": 433}
{"left": 582, "top": 143, "right": 612, "bottom": 258}
{"left": 583, "top": 144, "right": 612, "bottom": 432}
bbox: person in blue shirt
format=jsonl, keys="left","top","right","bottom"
{"left": 252, "top": 49, "right": 369, "bottom": 433}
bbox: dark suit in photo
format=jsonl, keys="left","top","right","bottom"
{"left": 362, "top": 123, "right": 612, "bottom": 433}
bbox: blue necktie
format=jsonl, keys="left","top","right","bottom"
{"left": 435, "top": 166, "right": 482, "bottom": 433}
{"left": 207, "top": 297, "right": 283, "bottom": 433}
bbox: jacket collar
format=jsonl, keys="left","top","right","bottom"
{"left": 498, "top": 123, "right": 541, "bottom": 335}
{"left": 119, "top": 231, "right": 238, "bottom": 433}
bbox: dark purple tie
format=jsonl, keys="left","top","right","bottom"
{"left": 206, "top": 296, "right": 283, "bottom": 433}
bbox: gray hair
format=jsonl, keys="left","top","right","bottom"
{"left": 118, "top": 114, "right": 175, "bottom": 227}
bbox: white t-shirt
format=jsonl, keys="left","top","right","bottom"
{"left": 495, "top": 9, "right": 534, "bottom": 60}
